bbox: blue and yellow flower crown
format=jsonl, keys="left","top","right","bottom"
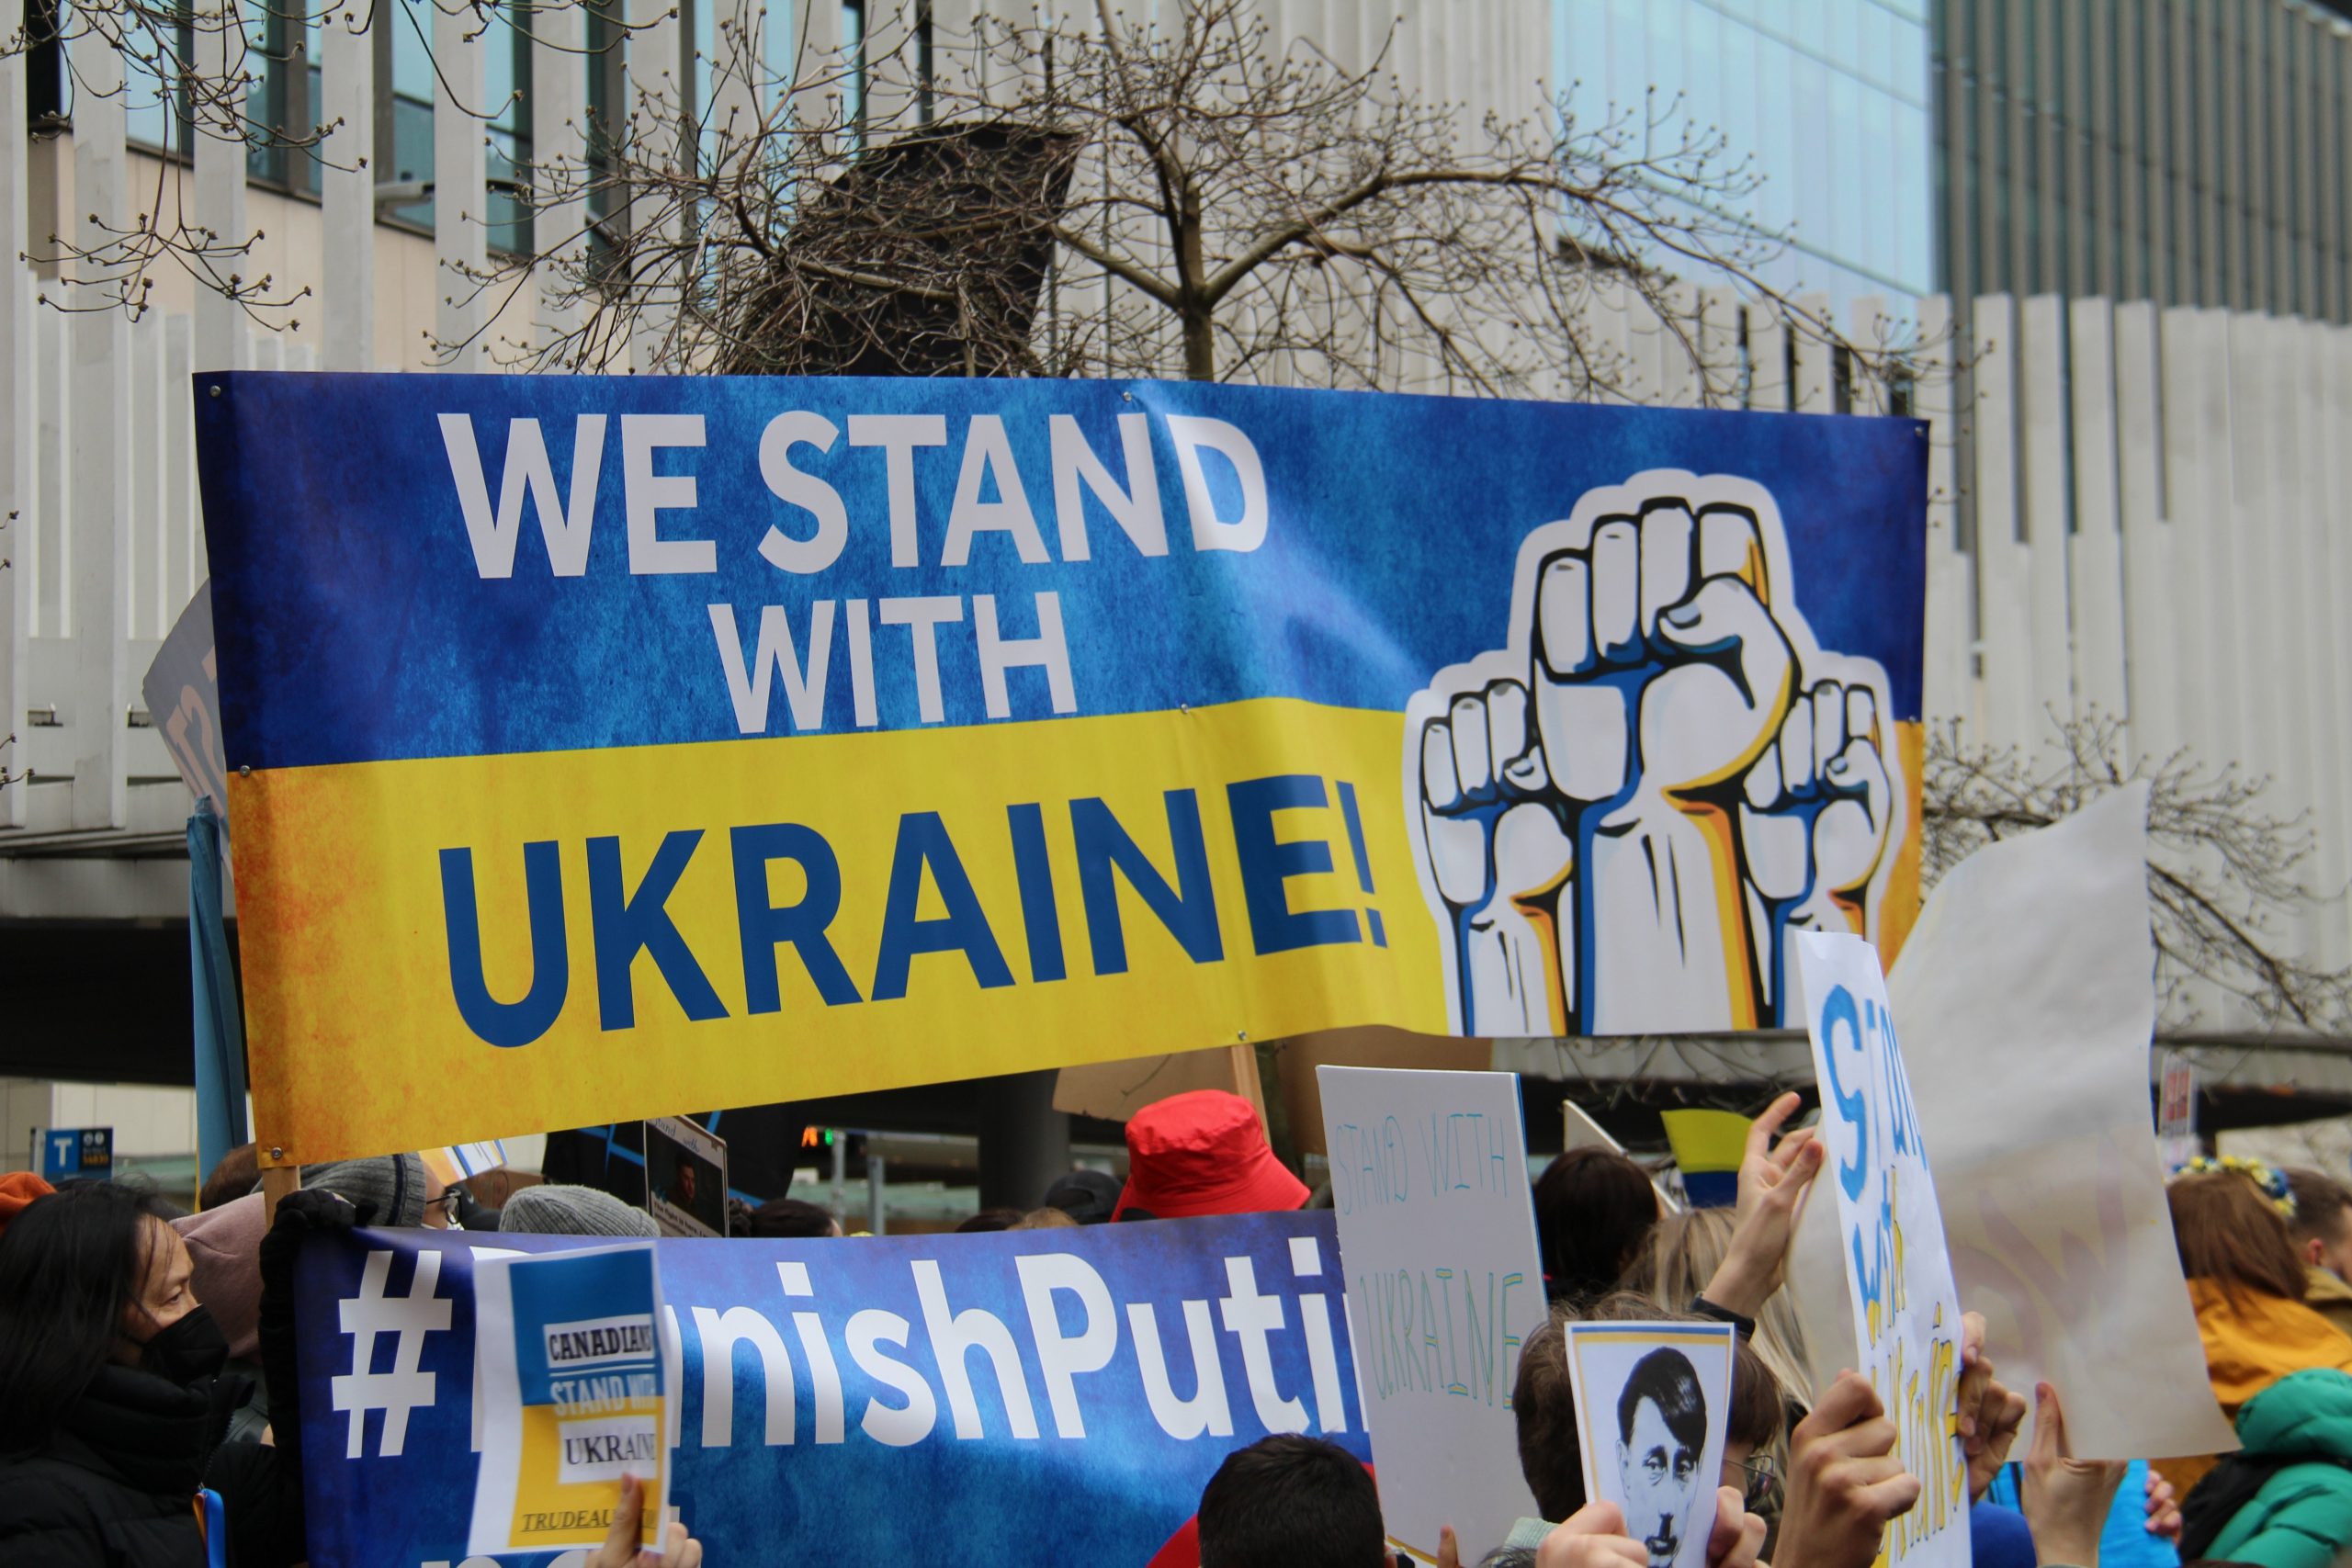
{"left": 2169, "top": 1153, "right": 2297, "bottom": 1220}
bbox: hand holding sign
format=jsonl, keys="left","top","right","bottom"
{"left": 1773, "top": 1371, "right": 1922, "bottom": 1568}
{"left": 1955, "top": 1311, "right": 2027, "bottom": 1501}
{"left": 587, "top": 1474, "right": 701, "bottom": 1568}
{"left": 2018, "top": 1382, "right": 2127, "bottom": 1568}
{"left": 1535, "top": 1504, "right": 1646, "bottom": 1568}
{"left": 1701, "top": 1488, "right": 1767, "bottom": 1568}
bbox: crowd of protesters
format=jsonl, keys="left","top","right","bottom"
{"left": 1, "top": 1084, "right": 2349, "bottom": 1568}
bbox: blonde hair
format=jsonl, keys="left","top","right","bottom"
{"left": 1637, "top": 1208, "right": 1815, "bottom": 1410}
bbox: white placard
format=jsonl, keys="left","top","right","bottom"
{"left": 1317, "top": 1066, "right": 1548, "bottom": 1564}
{"left": 1800, "top": 784, "right": 2236, "bottom": 1461}
{"left": 1564, "top": 1321, "right": 1736, "bottom": 1568}
{"left": 1796, "top": 931, "right": 1971, "bottom": 1568}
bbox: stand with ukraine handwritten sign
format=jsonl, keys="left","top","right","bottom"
{"left": 190, "top": 374, "right": 1928, "bottom": 1168}
{"left": 1796, "top": 931, "right": 1971, "bottom": 1568}
{"left": 1317, "top": 1066, "right": 1547, "bottom": 1565}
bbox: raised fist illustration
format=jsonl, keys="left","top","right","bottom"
{"left": 1418, "top": 678, "right": 1576, "bottom": 1035}
{"left": 1738, "top": 672, "right": 1897, "bottom": 1019}
{"left": 1405, "top": 471, "right": 1904, "bottom": 1037}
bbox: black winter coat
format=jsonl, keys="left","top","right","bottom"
{"left": 0, "top": 1363, "right": 220, "bottom": 1568}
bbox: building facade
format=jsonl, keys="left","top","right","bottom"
{"left": 1555, "top": 0, "right": 1936, "bottom": 308}
{"left": 1933, "top": 0, "right": 2352, "bottom": 321}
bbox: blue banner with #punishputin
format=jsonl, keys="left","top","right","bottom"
{"left": 294, "top": 1211, "right": 1367, "bottom": 1566}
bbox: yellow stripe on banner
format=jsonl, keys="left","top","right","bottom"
{"left": 232, "top": 698, "right": 1451, "bottom": 1163}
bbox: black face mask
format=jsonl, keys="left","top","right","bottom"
{"left": 137, "top": 1304, "right": 230, "bottom": 1386}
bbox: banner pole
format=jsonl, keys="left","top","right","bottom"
{"left": 1227, "top": 1041, "right": 1267, "bottom": 1127}
{"left": 260, "top": 1157, "right": 300, "bottom": 1223}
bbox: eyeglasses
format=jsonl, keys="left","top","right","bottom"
{"left": 1735, "top": 1455, "right": 1781, "bottom": 1510}
{"left": 428, "top": 1189, "right": 463, "bottom": 1225}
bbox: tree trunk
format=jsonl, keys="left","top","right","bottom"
{"left": 1181, "top": 308, "right": 1216, "bottom": 379}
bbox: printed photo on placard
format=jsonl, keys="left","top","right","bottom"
{"left": 1562, "top": 1321, "right": 1736, "bottom": 1568}
{"left": 645, "top": 1116, "right": 729, "bottom": 1237}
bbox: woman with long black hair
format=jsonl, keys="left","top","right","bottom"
{"left": 0, "top": 1180, "right": 239, "bottom": 1565}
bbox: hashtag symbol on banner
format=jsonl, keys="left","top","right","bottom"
{"left": 330, "top": 1248, "right": 452, "bottom": 1459}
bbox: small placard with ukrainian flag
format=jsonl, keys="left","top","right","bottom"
{"left": 469, "top": 1241, "right": 671, "bottom": 1555}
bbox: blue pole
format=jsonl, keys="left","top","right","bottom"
{"left": 188, "top": 797, "right": 249, "bottom": 1199}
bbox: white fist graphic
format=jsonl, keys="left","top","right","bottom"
{"left": 1738, "top": 672, "right": 1895, "bottom": 1018}
{"left": 1405, "top": 471, "right": 1903, "bottom": 1036}
{"left": 1418, "top": 679, "right": 1575, "bottom": 1035}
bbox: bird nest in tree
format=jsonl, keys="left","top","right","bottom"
{"left": 717, "top": 121, "right": 1080, "bottom": 378}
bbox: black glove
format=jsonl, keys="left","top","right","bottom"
{"left": 254, "top": 1188, "right": 359, "bottom": 1562}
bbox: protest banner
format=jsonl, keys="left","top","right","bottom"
{"left": 295, "top": 1210, "right": 1363, "bottom": 1566}
{"left": 1563, "top": 1321, "right": 1736, "bottom": 1568}
{"left": 1795, "top": 930, "right": 1971, "bottom": 1568}
{"left": 644, "top": 1117, "right": 728, "bottom": 1237}
{"left": 1316, "top": 1065, "right": 1547, "bottom": 1563}
{"left": 196, "top": 375, "right": 1926, "bottom": 1165}
{"left": 469, "top": 1241, "right": 671, "bottom": 1554}
{"left": 1847, "top": 785, "right": 2234, "bottom": 1460}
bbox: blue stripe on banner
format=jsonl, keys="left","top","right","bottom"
{"left": 292, "top": 1213, "right": 1370, "bottom": 1567}
{"left": 197, "top": 375, "right": 1926, "bottom": 773}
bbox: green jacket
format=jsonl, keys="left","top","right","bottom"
{"left": 2209, "top": 1367, "right": 2352, "bottom": 1568}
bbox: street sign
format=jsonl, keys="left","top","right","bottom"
{"left": 37, "top": 1126, "right": 114, "bottom": 1181}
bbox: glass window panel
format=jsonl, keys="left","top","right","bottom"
{"left": 1607, "top": 0, "right": 1643, "bottom": 112}
{"left": 119, "top": 0, "right": 187, "bottom": 152}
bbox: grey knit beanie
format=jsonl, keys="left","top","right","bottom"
{"left": 283, "top": 1154, "right": 430, "bottom": 1228}
{"left": 500, "top": 1184, "right": 658, "bottom": 1238}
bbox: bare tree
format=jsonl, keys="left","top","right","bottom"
{"left": 466, "top": 0, "right": 1913, "bottom": 392}
{"left": 11, "top": 0, "right": 1920, "bottom": 390}
{"left": 1923, "top": 715, "right": 2352, "bottom": 1036}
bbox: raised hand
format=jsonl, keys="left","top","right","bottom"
{"left": 1702, "top": 1091, "right": 1826, "bottom": 1322}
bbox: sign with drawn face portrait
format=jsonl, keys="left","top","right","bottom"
{"left": 1563, "top": 1321, "right": 1735, "bottom": 1568}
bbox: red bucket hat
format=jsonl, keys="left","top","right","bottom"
{"left": 1114, "top": 1090, "right": 1309, "bottom": 1221}
{"left": 0, "top": 1171, "right": 54, "bottom": 1239}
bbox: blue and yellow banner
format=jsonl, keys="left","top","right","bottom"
{"left": 294, "top": 1211, "right": 1367, "bottom": 1566}
{"left": 196, "top": 374, "right": 1924, "bottom": 1163}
